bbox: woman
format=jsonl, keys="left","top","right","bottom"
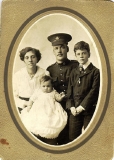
{"left": 13, "top": 47, "right": 47, "bottom": 113}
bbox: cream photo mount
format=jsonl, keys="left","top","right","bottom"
{"left": 4, "top": 7, "right": 111, "bottom": 153}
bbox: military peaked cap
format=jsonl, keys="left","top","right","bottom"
{"left": 47, "top": 33, "right": 72, "bottom": 46}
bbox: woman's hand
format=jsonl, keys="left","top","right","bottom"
{"left": 22, "top": 101, "right": 29, "bottom": 109}
{"left": 27, "top": 105, "right": 32, "bottom": 112}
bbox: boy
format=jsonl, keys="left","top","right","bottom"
{"left": 66, "top": 41, "right": 100, "bottom": 142}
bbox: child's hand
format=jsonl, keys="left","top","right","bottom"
{"left": 60, "top": 92, "right": 66, "bottom": 98}
{"left": 70, "top": 107, "right": 77, "bottom": 116}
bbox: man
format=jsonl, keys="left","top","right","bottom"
{"left": 47, "top": 33, "right": 79, "bottom": 145}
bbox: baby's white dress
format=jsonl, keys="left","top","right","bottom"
{"left": 21, "top": 89, "right": 67, "bottom": 139}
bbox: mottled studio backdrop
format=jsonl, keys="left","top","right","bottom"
{"left": 13, "top": 13, "right": 100, "bottom": 73}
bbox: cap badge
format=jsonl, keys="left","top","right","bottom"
{"left": 55, "top": 36, "right": 60, "bottom": 40}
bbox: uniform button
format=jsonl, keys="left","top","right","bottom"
{"left": 60, "top": 73, "right": 63, "bottom": 76}
{"left": 64, "top": 90, "right": 66, "bottom": 92}
{"left": 61, "top": 80, "right": 63, "bottom": 81}
{"left": 63, "top": 84, "right": 64, "bottom": 86}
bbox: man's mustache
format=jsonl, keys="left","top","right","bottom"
{"left": 57, "top": 53, "right": 63, "bottom": 56}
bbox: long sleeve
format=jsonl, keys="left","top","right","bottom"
{"left": 13, "top": 71, "right": 26, "bottom": 108}
{"left": 29, "top": 89, "right": 40, "bottom": 102}
{"left": 66, "top": 71, "right": 75, "bottom": 109}
{"left": 13, "top": 67, "right": 46, "bottom": 109}
{"left": 80, "top": 69, "right": 100, "bottom": 110}
{"left": 66, "top": 63, "right": 100, "bottom": 113}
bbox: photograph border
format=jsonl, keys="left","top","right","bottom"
{"left": 4, "top": 6, "right": 111, "bottom": 154}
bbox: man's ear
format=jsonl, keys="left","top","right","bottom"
{"left": 74, "top": 51, "right": 77, "bottom": 57}
{"left": 53, "top": 48, "right": 55, "bottom": 55}
{"left": 88, "top": 52, "right": 90, "bottom": 57}
{"left": 67, "top": 46, "right": 69, "bottom": 52}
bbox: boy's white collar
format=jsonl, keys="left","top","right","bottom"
{"left": 80, "top": 61, "right": 90, "bottom": 70}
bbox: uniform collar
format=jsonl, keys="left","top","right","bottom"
{"left": 56, "top": 59, "right": 70, "bottom": 66}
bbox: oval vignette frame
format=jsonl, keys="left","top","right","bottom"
{"left": 4, "top": 7, "right": 111, "bottom": 153}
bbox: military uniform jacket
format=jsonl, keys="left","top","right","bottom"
{"left": 66, "top": 63, "right": 100, "bottom": 114}
{"left": 47, "top": 59, "right": 79, "bottom": 94}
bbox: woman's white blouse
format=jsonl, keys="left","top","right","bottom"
{"left": 13, "top": 66, "right": 46, "bottom": 108}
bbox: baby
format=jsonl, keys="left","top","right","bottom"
{"left": 21, "top": 75, "right": 68, "bottom": 145}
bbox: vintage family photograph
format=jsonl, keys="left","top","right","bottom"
{"left": 1, "top": 1, "right": 114, "bottom": 159}
{"left": 12, "top": 13, "right": 101, "bottom": 146}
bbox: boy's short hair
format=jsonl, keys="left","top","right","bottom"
{"left": 74, "top": 41, "right": 90, "bottom": 54}
{"left": 40, "top": 75, "right": 53, "bottom": 84}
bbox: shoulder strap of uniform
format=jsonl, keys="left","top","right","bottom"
{"left": 47, "top": 62, "right": 56, "bottom": 70}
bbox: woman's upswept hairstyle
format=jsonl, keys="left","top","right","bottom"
{"left": 19, "top": 47, "right": 41, "bottom": 62}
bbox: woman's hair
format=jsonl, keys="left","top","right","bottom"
{"left": 19, "top": 47, "right": 41, "bottom": 62}
{"left": 40, "top": 75, "right": 53, "bottom": 84}
{"left": 74, "top": 41, "right": 90, "bottom": 56}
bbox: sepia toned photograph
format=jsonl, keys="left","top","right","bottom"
{"left": 12, "top": 13, "right": 101, "bottom": 146}
{"left": 1, "top": 1, "right": 113, "bottom": 159}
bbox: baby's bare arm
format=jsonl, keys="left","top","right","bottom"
{"left": 55, "top": 91, "right": 65, "bottom": 102}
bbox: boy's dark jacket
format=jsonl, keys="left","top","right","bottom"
{"left": 66, "top": 63, "right": 100, "bottom": 115}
